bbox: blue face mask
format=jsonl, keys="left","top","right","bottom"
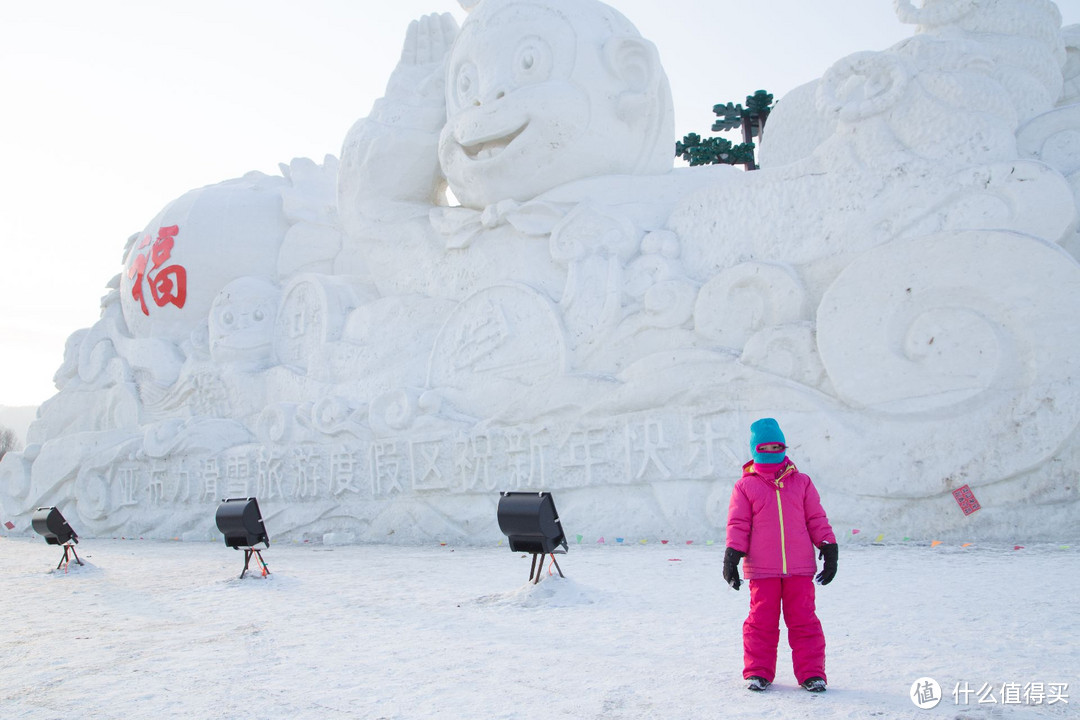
{"left": 750, "top": 418, "right": 787, "bottom": 464}
{"left": 752, "top": 443, "right": 787, "bottom": 465}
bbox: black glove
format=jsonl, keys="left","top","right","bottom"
{"left": 723, "top": 547, "right": 746, "bottom": 591}
{"left": 816, "top": 543, "right": 838, "bottom": 585}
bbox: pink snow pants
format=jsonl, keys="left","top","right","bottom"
{"left": 743, "top": 576, "right": 826, "bottom": 684}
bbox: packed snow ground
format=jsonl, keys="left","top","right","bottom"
{"left": 1, "top": 537, "right": 1076, "bottom": 720}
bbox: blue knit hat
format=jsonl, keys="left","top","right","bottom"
{"left": 750, "top": 417, "right": 787, "bottom": 464}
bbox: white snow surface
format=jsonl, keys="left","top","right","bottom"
{"left": 1, "top": 536, "right": 1076, "bottom": 720}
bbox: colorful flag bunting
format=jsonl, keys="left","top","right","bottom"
{"left": 486, "top": 534, "right": 1067, "bottom": 549}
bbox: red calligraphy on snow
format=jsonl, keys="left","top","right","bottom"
{"left": 151, "top": 225, "right": 178, "bottom": 268}
{"left": 127, "top": 225, "right": 186, "bottom": 315}
{"left": 149, "top": 264, "right": 187, "bottom": 308}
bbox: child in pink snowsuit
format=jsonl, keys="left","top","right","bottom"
{"left": 724, "top": 417, "right": 838, "bottom": 693}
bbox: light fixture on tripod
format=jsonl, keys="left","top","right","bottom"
{"left": 31, "top": 506, "right": 84, "bottom": 570}
{"left": 497, "top": 491, "right": 568, "bottom": 584}
{"left": 214, "top": 497, "right": 270, "bottom": 579}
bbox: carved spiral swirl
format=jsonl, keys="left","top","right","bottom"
{"left": 817, "top": 229, "right": 1080, "bottom": 483}
{"left": 311, "top": 397, "right": 357, "bottom": 435}
{"left": 694, "top": 262, "right": 807, "bottom": 350}
{"left": 370, "top": 389, "right": 419, "bottom": 435}
{"left": 818, "top": 231, "right": 1076, "bottom": 411}
{"left": 818, "top": 51, "right": 912, "bottom": 122}
{"left": 257, "top": 403, "right": 299, "bottom": 444}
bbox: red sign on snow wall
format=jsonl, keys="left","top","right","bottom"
{"left": 952, "top": 484, "right": 982, "bottom": 516}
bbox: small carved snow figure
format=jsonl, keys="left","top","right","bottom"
{"left": 208, "top": 277, "right": 281, "bottom": 369}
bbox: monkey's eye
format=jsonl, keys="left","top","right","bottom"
{"left": 454, "top": 62, "right": 480, "bottom": 107}
{"left": 513, "top": 37, "right": 552, "bottom": 85}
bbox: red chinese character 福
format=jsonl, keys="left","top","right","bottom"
{"left": 127, "top": 225, "right": 186, "bottom": 316}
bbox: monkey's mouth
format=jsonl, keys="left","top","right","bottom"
{"left": 461, "top": 124, "right": 526, "bottom": 161}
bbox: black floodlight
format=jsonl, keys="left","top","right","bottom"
{"left": 31, "top": 506, "right": 84, "bottom": 568}
{"left": 215, "top": 497, "right": 270, "bottom": 578}
{"left": 497, "top": 491, "right": 568, "bottom": 583}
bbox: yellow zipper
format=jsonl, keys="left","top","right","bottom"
{"left": 776, "top": 485, "right": 787, "bottom": 574}
{"left": 774, "top": 466, "right": 794, "bottom": 575}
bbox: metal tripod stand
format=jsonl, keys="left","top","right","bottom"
{"left": 240, "top": 547, "right": 270, "bottom": 579}
{"left": 56, "top": 543, "right": 84, "bottom": 570}
{"left": 527, "top": 552, "right": 564, "bottom": 584}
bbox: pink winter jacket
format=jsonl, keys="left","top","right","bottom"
{"left": 726, "top": 459, "right": 836, "bottom": 579}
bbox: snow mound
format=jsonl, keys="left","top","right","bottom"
{"left": 472, "top": 573, "right": 603, "bottom": 608}
{"left": 45, "top": 559, "right": 100, "bottom": 577}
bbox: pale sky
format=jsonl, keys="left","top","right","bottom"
{"left": 1, "top": 0, "right": 1077, "bottom": 408}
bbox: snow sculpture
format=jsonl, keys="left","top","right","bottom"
{"left": 2, "top": 0, "right": 1079, "bottom": 544}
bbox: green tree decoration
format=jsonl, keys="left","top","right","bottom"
{"left": 677, "top": 90, "right": 774, "bottom": 171}
{"left": 675, "top": 134, "right": 757, "bottom": 167}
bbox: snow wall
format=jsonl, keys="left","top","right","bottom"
{"left": 3, "top": 0, "right": 1080, "bottom": 544}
